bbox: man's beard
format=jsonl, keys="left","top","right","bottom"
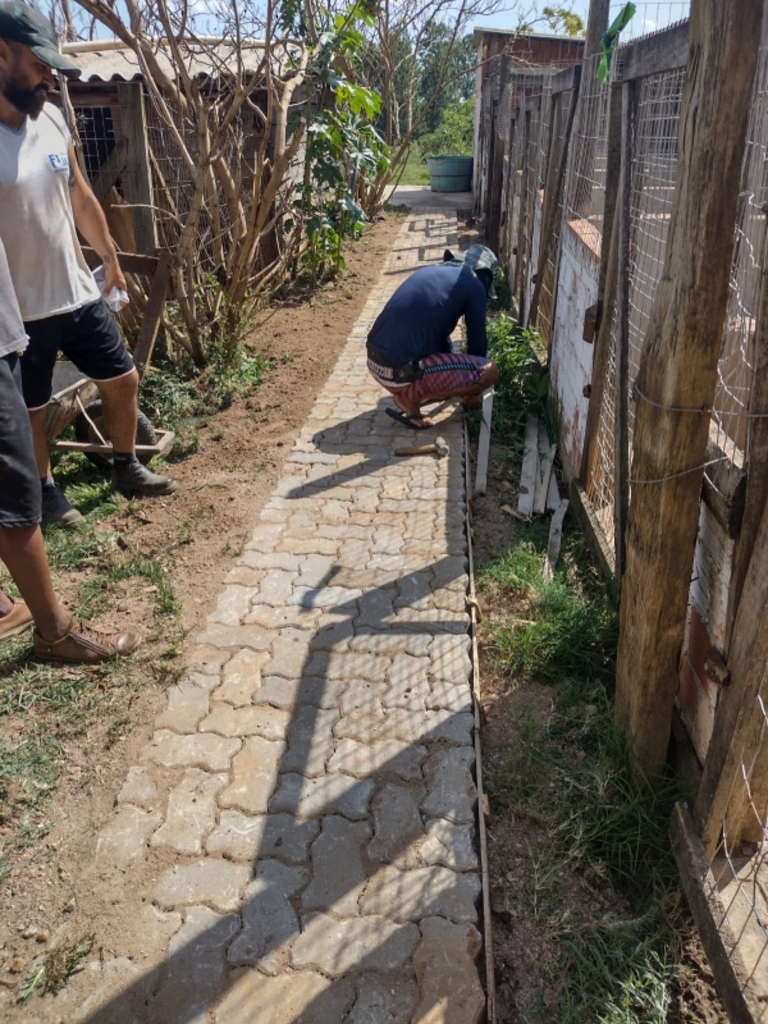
{"left": 1, "top": 80, "right": 48, "bottom": 119}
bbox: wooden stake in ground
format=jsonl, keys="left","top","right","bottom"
{"left": 615, "top": 0, "right": 763, "bottom": 780}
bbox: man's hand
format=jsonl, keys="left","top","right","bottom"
{"left": 100, "top": 252, "right": 127, "bottom": 296}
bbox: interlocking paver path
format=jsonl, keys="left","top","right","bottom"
{"left": 52, "top": 205, "right": 484, "bottom": 1023}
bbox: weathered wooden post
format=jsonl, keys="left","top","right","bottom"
{"left": 117, "top": 82, "right": 158, "bottom": 255}
{"left": 615, "top": 0, "right": 764, "bottom": 779}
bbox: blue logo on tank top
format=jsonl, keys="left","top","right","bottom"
{"left": 48, "top": 153, "right": 69, "bottom": 173}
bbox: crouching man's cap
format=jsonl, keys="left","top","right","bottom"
{"left": 442, "top": 244, "right": 499, "bottom": 299}
{"left": 0, "top": 1, "right": 81, "bottom": 78}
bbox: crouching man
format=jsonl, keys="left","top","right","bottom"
{"left": 367, "top": 244, "right": 499, "bottom": 429}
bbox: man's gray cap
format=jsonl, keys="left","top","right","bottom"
{"left": 0, "top": 1, "right": 81, "bottom": 78}
{"left": 442, "top": 243, "right": 499, "bottom": 298}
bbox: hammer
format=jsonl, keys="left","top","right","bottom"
{"left": 394, "top": 436, "right": 449, "bottom": 458}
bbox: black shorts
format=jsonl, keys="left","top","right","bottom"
{"left": 21, "top": 299, "right": 135, "bottom": 410}
{"left": 0, "top": 353, "right": 42, "bottom": 528}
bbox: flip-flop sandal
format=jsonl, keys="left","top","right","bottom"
{"left": 385, "top": 408, "right": 432, "bottom": 430}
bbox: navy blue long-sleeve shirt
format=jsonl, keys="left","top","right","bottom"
{"left": 367, "top": 264, "right": 488, "bottom": 366}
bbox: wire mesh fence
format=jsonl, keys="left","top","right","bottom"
{"left": 708, "top": 657, "right": 768, "bottom": 1020}
{"left": 564, "top": 50, "right": 610, "bottom": 254}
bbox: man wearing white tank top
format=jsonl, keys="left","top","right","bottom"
{"left": 0, "top": 2, "right": 176, "bottom": 527}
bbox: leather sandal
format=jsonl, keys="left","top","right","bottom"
{"left": 0, "top": 597, "right": 34, "bottom": 641}
{"left": 33, "top": 618, "right": 140, "bottom": 664}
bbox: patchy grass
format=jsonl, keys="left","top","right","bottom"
{"left": 0, "top": 464, "right": 181, "bottom": 877}
{"left": 479, "top": 519, "right": 696, "bottom": 1023}
{"left": 393, "top": 151, "right": 431, "bottom": 186}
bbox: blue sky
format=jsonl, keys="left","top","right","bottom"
{"left": 469, "top": 1, "right": 689, "bottom": 41}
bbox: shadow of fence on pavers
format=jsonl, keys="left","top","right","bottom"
{"left": 75, "top": 404, "right": 483, "bottom": 1024}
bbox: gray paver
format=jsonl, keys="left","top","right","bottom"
{"left": 199, "top": 702, "right": 290, "bottom": 739}
{"left": 413, "top": 918, "right": 485, "bottom": 1024}
{"left": 155, "top": 859, "right": 251, "bottom": 913}
{"left": 228, "top": 860, "right": 307, "bottom": 972}
{"left": 302, "top": 815, "right": 369, "bottom": 915}
{"left": 291, "top": 914, "right": 420, "bottom": 976}
{"left": 206, "top": 810, "right": 319, "bottom": 863}
{"left": 214, "top": 648, "right": 270, "bottom": 706}
{"left": 282, "top": 705, "right": 340, "bottom": 776}
{"left": 142, "top": 730, "right": 241, "bottom": 770}
{"left": 360, "top": 865, "right": 481, "bottom": 924}
{"left": 219, "top": 735, "right": 286, "bottom": 814}
{"left": 421, "top": 747, "right": 477, "bottom": 823}
{"left": 151, "top": 769, "right": 228, "bottom": 855}
{"left": 369, "top": 783, "right": 426, "bottom": 866}
{"left": 328, "top": 737, "right": 426, "bottom": 781}
{"left": 154, "top": 678, "right": 214, "bottom": 733}
{"left": 214, "top": 969, "right": 354, "bottom": 1023}
{"left": 270, "top": 772, "right": 374, "bottom": 820}
{"left": 345, "top": 977, "right": 419, "bottom": 1024}
{"left": 153, "top": 906, "right": 240, "bottom": 1024}
{"left": 419, "top": 819, "right": 478, "bottom": 872}
{"left": 117, "top": 766, "right": 159, "bottom": 810}
{"left": 253, "top": 674, "right": 346, "bottom": 709}
{"left": 95, "top": 805, "right": 162, "bottom": 870}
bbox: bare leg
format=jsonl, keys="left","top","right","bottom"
{"left": 28, "top": 405, "right": 52, "bottom": 479}
{"left": 95, "top": 369, "right": 140, "bottom": 453}
{"left": 0, "top": 526, "right": 71, "bottom": 640}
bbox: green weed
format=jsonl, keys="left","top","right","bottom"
{"left": 18, "top": 934, "right": 95, "bottom": 1003}
{"left": 486, "top": 314, "right": 549, "bottom": 445}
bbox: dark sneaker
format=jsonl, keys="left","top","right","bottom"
{"left": 33, "top": 618, "right": 140, "bottom": 664}
{"left": 41, "top": 483, "right": 85, "bottom": 528}
{"left": 113, "top": 460, "right": 177, "bottom": 498}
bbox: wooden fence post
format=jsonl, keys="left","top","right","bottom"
{"left": 117, "top": 82, "right": 158, "bottom": 255}
{"left": 615, "top": 0, "right": 764, "bottom": 780}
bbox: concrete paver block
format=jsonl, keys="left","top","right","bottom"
{"left": 291, "top": 914, "right": 420, "bottom": 977}
{"left": 419, "top": 819, "right": 478, "bottom": 872}
{"left": 95, "top": 805, "right": 162, "bottom": 870}
{"left": 117, "top": 765, "right": 159, "bottom": 810}
{"left": 369, "top": 783, "right": 426, "bottom": 866}
{"left": 214, "top": 968, "right": 354, "bottom": 1024}
{"left": 282, "top": 705, "right": 340, "bottom": 776}
{"left": 345, "top": 976, "right": 419, "bottom": 1024}
{"left": 153, "top": 906, "right": 240, "bottom": 1024}
{"left": 361, "top": 865, "right": 480, "bottom": 924}
{"left": 199, "top": 702, "right": 290, "bottom": 739}
{"left": 206, "top": 810, "right": 318, "bottom": 863}
{"left": 219, "top": 736, "right": 286, "bottom": 814}
{"left": 228, "top": 859, "right": 307, "bottom": 972}
{"left": 151, "top": 768, "right": 228, "bottom": 855}
{"left": 252, "top": 674, "right": 346, "bottom": 710}
{"left": 270, "top": 772, "right": 374, "bottom": 821}
{"left": 142, "top": 730, "right": 241, "bottom": 771}
{"left": 214, "top": 648, "right": 271, "bottom": 706}
{"left": 413, "top": 917, "right": 485, "bottom": 1024}
{"left": 328, "top": 737, "right": 427, "bottom": 782}
{"left": 421, "top": 748, "right": 476, "bottom": 824}
{"left": 264, "top": 628, "right": 315, "bottom": 678}
{"left": 302, "top": 815, "right": 370, "bottom": 916}
{"left": 155, "top": 859, "right": 251, "bottom": 913}
{"left": 207, "top": 585, "right": 256, "bottom": 626}
{"left": 154, "top": 678, "right": 214, "bottom": 734}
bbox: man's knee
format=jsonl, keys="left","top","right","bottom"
{"left": 97, "top": 368, "right": 139, "bottom": 400}
{"left": 479, "top": 361, "right": 499, "bottom": 388}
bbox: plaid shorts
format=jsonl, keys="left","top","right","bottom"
{"left": 372, "top": 351, "right": 489, "bottom": 402}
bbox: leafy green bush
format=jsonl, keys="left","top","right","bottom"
{"left": 418, "top": 99, "right": 474, "bottom": 158}
{"left": 486, "top": 314, "right": 549, "bottom": 441}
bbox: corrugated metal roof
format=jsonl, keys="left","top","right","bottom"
{"left": 63, "top": 41, "right": 269, "bottom": 84}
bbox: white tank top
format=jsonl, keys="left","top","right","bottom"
{"left": 0, "top": 104, "right": 101, "bottom": 321}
